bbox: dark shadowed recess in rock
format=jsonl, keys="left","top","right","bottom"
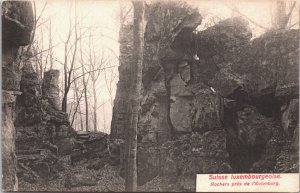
{"left": 222, "top": 101, "right": 265, "bottom": 172}
{"left": 227, "top": 89, "right": 282, "bottom": 118}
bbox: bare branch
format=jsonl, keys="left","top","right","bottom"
{"left": 289, "top": 20, "right": 299, "bottom": 28}
{"left": 26, "top": 43, "right": 61, "bottom": 61}
{"left": 36, "top": 1, "right": 48, "bottom": 24}
{"left": 71, "top": 65, "right": 117, "bottom": 84}
{"left": 285, "top": 1, "right": 297, "bottom": 28}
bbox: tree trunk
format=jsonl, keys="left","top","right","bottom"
{"left": 103, "top": 101, "right": 107, "bottom": 132}
{"left": 274, "top": 0, "right": 287, "bottom": 29}
{"left": 84, "top": 82, "right": 89, "bottom": 131}
{"left": 79, "top": 27, "right": 89, "bottom": 131}
{"left": 62, "top": 40, "right": 68, "bottom": 112}
{"left": 73, "top": 79, "right": 84, "bottom": 130}
{"left": 92, "top": 79, "right": 98, "bottom": 132}
{"left": 125, "top": 1, "right": 144, "bottom": 192}
{"left": 2, "top": 94, "right": 18, "bottom": 191}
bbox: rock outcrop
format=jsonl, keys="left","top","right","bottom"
{"left": 42, "top": 70, "right": 61, "bottom": 111}
{"left": 15, "top": 67, "right": 75, "bottom": 183}
{"left": 112, "top": 1, "right": 231, "bottom": 189}
{"left": 2, "top": 2, "right": 75, "bottom": 186}
{"left": 2, "top": 1, "right": 34, "bottom": 191}
{"left": 190, "top": 17, "right": 299, "bottom": 173}
{"left": 70, "top": 131, "right": 107, "bottom": 166}
{"left": 110, "top": 23, "right": 133, "bottom": 140}
{"left": 111, "top": 1, "right": 299, "bottom": 191}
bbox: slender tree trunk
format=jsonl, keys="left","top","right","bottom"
{"left": 79, "top": 29, "right": 89, "bottom": 131}
{"left": 62, "top": 42, "right": 68, "bottom": 112}
{"left": 103, "top": 101, "right": 106, "bottom": 132}
{"left": 274, "top": 0, "right": 287, "bottom": 29}
{"left": 92, "top": 80, "right": 98, "bottom": 132}
{"left": 88, "top": 30, "right": 99, "bottom": 132}
{"left": 49, "top": 20, "right": 54, "bottom": 70}
{"left": 125, "top": 1, "right": 144, "bottom": 192}
{"left": 81, "top": 69, "right": 89, "bottom": 132}
{"left": 74, "top": 79, "right": 84, "bottom": 130}
{"left": 62, "top": 1, "right": 78, "bottom": 112}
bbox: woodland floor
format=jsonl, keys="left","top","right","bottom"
{"left": 19, "top": 155, "right": 125, "bottom": 192}
{"left": 18, "top": 155, "right": 176, "bottom": 192}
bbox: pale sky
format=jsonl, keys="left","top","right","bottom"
{"left": 34, "top": 0, "right": 299, "bottom": 133}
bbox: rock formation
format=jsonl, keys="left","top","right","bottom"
{"left": 42, "top": 70, "right": 61, "bottom": 110}
{"left": 2, "top": 1, "right": 34, "bottom": 191}
{"left": 111, "top": 1, "right": 299, "bottom": 191}
{"left": 2, "top": 0, "right": 299, "bottom": 192}
{"left": 2, "top": 1, "right": 76, "bottom": 189}
{"left": 15, "top": 66, "right": 75, "bottom": 183}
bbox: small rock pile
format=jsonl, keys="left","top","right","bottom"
{"left": 71, "top": 131, "right": 124, "bottom": 169}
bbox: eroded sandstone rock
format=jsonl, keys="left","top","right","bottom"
{"left": 42, "top": 70, "right": 61, "bottom": 111}
{"left": 2, "top": 1, "right": 34, "bottom": 191}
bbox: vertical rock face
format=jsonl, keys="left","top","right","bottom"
{"left": 110, "top": 24, "right": 133, "bottom": 139}
{"left": 2, "top": 1, "right": 34, "bottom": 191}
{"left": 42, "top": 70, "right": 61, "bottom": 111}
{"left": 111, "top": 1, "right": 202, "bottom": 141}
{"left": 15, "top": 58, "right": 42, "bottom": 127}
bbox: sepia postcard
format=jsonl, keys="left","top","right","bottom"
{"left": 1, "top": 0, "right": 299, "bottom": 192}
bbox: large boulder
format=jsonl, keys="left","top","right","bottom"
{"left": 192, "top": 17, "right": 299, "bottom": 100}
{"left": 137, "top": 130, "right": 232, "bottom": 190}
{"left": 169, "top": 74, "right": 194, "bottom": 132}
{"left": 191, "top": 86, "right": 222, "bottom": 133}
{"left": 71, "top": 132, "right": 108, "bottom": 165}
{"left": 2, "top": 1, "right": 34, "bottom": 48}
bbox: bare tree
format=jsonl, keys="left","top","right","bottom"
{"left": 125, "top": 1, "right": 144, "bottom": 191}
{"left": 28, "top": 1, "right": 50, "bottom": 80}
{"left": 48, "top": 20, "right": 54, "bottom": 70}
{"left": 78, "top": 25, "right": 90, "bottom": 131}
{"left": 88, "top": 31, "right": 104, "bottom": 132}
{"left": 70, "top": 72, "right": 84, "bottom": 130}
{"left": 61, "top": 2, "right": 79, "bottom": 112}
